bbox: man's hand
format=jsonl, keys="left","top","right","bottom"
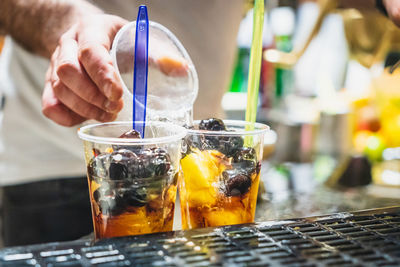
{"left": 42, "top": 14, "right": 127, "bottom": 127}
{"left": 384, "top": 0, "right": 400, "bottom": 27}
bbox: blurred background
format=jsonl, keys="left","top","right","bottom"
{"left": 223, "top": 0, "right": 400, "bottom": 220}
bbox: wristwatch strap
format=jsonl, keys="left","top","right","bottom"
{"left": 376, "top": 0, "right": 388, "bottom": 16}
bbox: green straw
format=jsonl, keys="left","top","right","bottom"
{"left": 245, "top": 0, "right": 264, "bottom": 145}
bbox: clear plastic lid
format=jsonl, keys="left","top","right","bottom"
{"left": 110, "top": 21, "right": 199, "bottom": 125}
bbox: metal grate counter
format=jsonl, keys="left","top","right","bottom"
{"left": 1, "top": 206, "right": 399, "bottom": 266}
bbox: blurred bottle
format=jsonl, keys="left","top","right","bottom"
{"left": 269, "top": 6, "right": 295, "bottom": 106}
{"left": 223, "top": 8, "right": 273, "bottom": 119}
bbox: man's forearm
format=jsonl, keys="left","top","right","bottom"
{"left": 0, "top": 0, "right": 102, "bottom": 58}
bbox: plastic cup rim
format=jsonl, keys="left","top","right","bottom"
{"left": 78, "top": 121, "right": 187, "bottom": 145}
{"left": 188, "top": 120, "right": 270, "bottom": 136}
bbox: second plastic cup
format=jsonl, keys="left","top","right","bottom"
{"left": 179, "top": 120, "right": 269, "bottom": 229}
{"left": 78, "top": 121, "right": 186, "bottom": 239}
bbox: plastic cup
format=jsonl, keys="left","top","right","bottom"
{"left": 179, "top": 120, "right": 269, "bottom": 229}
{"left": 78, "top": 121, "right": 186, "bottom": 239}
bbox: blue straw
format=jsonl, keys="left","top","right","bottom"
{"left": 132, "top": 5, "right": 149, "bottom": 137}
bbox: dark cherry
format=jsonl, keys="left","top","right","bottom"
{"left": 130, "top": 147, "right": 171, "bottom": 178}
{"left": 183, "top": 124, "right": 195, "bottom": 130}
{"left": 109, "top": 163, "right": 128, "bottom": 180}
{"left": 232, "top": 160, "right": 257, "bottom": 176}
{"left": 199, "top": 118, "right": 226, "bottom": 131}
{"left": 93, "top": 188, "right": 113, "bottom": 204}
{"left": 119, "top": 129, "right": 141, "bottom": 139}
{"left": 121, "top": 187, "right": 147, "bottom": 207}
{"left": 218, "top": 136, "right": 244, "bottom": 157}
{"left": 108, "top": 149, "right": 137, "bottom": 180}
{"left": 87, "top": 159, "right": 95, "bottom": 179}
{"left": 149, "top": 147, "right": 172, "bottom": 176}
{"left": 222, "top": 169, "right": 251, "bottom": 196}
{"left": 87, "top": 153, "right": 110, "bottom": 181}
{"left": 129, "top": 155, "right": 151, "bottom": 178}
{"left": 225, "top": 173, "right": 251, "bottom": 196}
{"left": 93, "top": 189, "right": 101, "bottom": 203}
{"left": 185, "top": 134, "right": 206, "bottom": 151}
{"left": 204, "top": 136, "right": 220, "bottom": 150}
{"left": 233, "top": 147, "right": 256, "bottom": 162}
{"left": 256, "top": 161, "right": 261, "bottom": 174}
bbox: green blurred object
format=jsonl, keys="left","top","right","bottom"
{"left": 275, "top": 35, "right": 293, "bottom": 101}
{"left": 364, "top": 134, "right": 386, "bottom": 162}
{"left": 229, "top": 48, "right": 250, "bottom": 93}
{"left": 313, "top": 155, "right": 337, "bottom": 183}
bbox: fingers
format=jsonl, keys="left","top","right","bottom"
{"left": 78, "top": 43, "right": 122, "bottom": 101}
{"left": 51, "top": 38, "right": 117, "bottom": 122}
{"left": 52, "top": 79, "right": 117, "bottom": 122}
{"left": 56, "top": 34, "right": 123, "bottom": 113}
{"left": 44, "top": 28, "right": 120, "bottom": 126}
{"left": 42, "top": 81, "right": 86, "bottom": 127}
{"left": 42, "top": 15, "right": 128, "bottom": 127}
{"left": 43, "top": 55, "right": 86, "bottom": 127}
{"left": 77, "top": 15, "right": 126, "bottom": 101}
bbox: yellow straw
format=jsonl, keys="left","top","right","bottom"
{"left": 245, "top": 0, "right": 264, "bottom": 145}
